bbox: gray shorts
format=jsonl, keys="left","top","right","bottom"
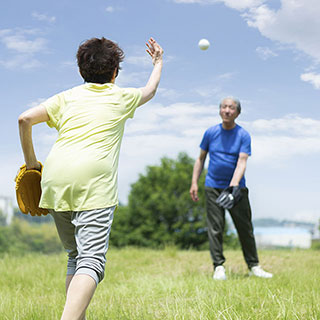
{"left": 50, "top": 206, "right": 115, "bottom": 285}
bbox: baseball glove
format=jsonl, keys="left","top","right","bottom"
{"left": 15, "top": 162, "right": 49, "bottom": 216}
{"left": 215, "top": 186, "right": 243, "bottom": 210}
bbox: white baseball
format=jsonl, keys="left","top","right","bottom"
{"left": 198, "top": 38, "right": 210, "bottom": 50}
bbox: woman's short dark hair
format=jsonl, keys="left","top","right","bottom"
{"left": 77, "top": 37, "right": 124, "bottom": 84}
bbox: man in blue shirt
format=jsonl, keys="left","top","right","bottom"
{"left": 190, "top": 97, "right": 272, "bottom": 280}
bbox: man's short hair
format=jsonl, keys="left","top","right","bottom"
{"left": 77, "top": 37, "right": 124, "bottom": 84}
{"left": 219, "top": 97, "right": 241, "bottom": 114}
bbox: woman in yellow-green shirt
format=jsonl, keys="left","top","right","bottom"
{"left": 18, "top": 37, "right": 163, "bottom": 320}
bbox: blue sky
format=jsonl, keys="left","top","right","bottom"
{"left": 1, "top": 0, "right": 320, "bottom": 222}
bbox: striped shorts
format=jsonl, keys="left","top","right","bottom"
{"left": 50, "top": 206, "right": 115, "bottom": 285}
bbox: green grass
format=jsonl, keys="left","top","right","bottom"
{"left": 0, "top": 248, "right": 319, "bottom": 319}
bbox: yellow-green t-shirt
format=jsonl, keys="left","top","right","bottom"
{"left": 39, "top": 83, "right": 142, "bottom": 211}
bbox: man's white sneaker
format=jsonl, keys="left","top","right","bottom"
{"left": 249, "top": 266, "right": 273, "bottom": 278}
{"left": 213, "top": 266, "right": 227, "bottom": 280}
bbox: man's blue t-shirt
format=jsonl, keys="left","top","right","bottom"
{"left": 200, "top": 124, "right": 251, "bottom": 188}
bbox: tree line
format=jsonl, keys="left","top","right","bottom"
{"left": 0, "top": 153, "right": 239, "bottom": 254}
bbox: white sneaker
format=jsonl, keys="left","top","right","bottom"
{"left": 213, "top": 266, "right": 227, "bottom": 280}
{"left": 249, "top": 266, "right": 273, "bottom": 278}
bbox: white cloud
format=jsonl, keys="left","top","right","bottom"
{"left": 256, "top": 46, "right": 278, "bottom": 60}
{"left": 217, "top": 72, "right": 236, "bottom": 80}
{"left": 32, "top": 12, "right": 56, "bottom": 23}
{"left": 251, "top": 135, "right": 320, "bottom": 165}
{"left": 244, "top": 1, "right": 320, "bottom": 62}
{"left": 174, "top": 0, "right": 264, "bottom": 10}
{"left": 191, "top": 72, "right": 235, "bottom": 99}
{"left": 37, "top": 131, "right": 57, "bottom": 150}
{"left": 175, "top": 0, "right": 248, "bottom": 13}
{"left": 27, "top": 98, "right": 46, "bottom": 108}
{"left": 218, "top": 0, "right": 264, "bottom": 10}
{"left": 244, "top": 4, "right": 275, "bottom": 29}
{"left": 59, "top": 60, "right": 78, "bottom": 71}
{"left": 0, "top": 55, "right": 42, "bottom": 69}
{"left": 0, "top": 28, "right": 47, "bottom": 70}
{"left": 105, "top": 5, "right": 125, "bottom": 13}
{"left": 125, "top": 44, "right": 174, "bottom": 68}
{"left": 157, "top": 88, "right": 182, "bottom": 100}
{"left": 300, "top": 72, "right": 320, "bottom": 90}
{"left": 0, "top": 154, "right": 22, "bottom": 199}
{"left": 193, "top": 85, "right": 223, "bottom": 98}
{"left": 174, "top": 0, "right": 205, "bottom": 3}
{"left": 116, "top": 70, "right": 150, "bottom": 87}
{"left": 248, "top": 115, "right": 320, "bottom": 137}
{"left": 243, "top": 115, "right": 320, "bottom": 164}
{"left": 1, "top": 33, "right": 46, "bottom": 54}
{"left": 126, "top": 55, "right": 150, "bottom": 67}
{"left": 106, "top": 6, "right": 115, "bottom": 13}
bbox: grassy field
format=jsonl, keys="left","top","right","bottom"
{"left": 0, "top": 248, "right": 319, "bottom": 319}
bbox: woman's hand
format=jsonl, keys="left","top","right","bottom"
{"left": 146, "top": 37, "right": 163, "bottom": 65}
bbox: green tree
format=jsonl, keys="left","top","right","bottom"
{"left": 109, "top": 205, "right": 132, "bottom": 247}
{"left": 110, "top": 152, "right": 239, "bottom": 249}
{"left": 0, "top": 219, "right": 63, "bottom": 255}
{"left": 118, "top": 153, "right": 208, "bottom": 249}
{"left": 0, "top": 209, "right": 6, "bottom": 226}
{"left": 14, "top": 207, "right": 53, "bottom": 224}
